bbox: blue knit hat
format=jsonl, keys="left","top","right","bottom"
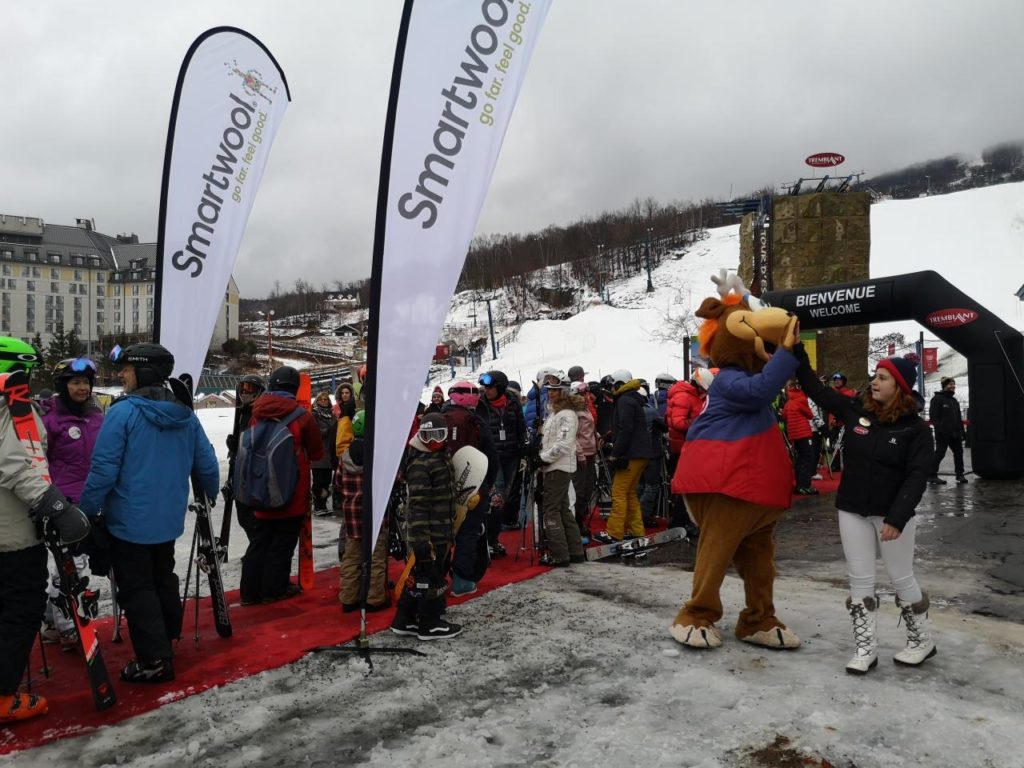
{"left": 877, "top": 357, "right": 917, "bottom": 394}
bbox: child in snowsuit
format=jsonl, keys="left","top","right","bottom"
{"left": 390, "top": 412, "right": 462, "bottom": 640}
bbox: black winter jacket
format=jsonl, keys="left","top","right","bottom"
{"left": 795, "top": 346, "right": 933, "bottom": 531}
{"left": 929, "top": 389, "right": 964, "bottom": 437}
{"left": 610, "top": 382, "right": 652, "bottom": 460}
{"left": 475, "top": 396, "right": 527, "bottom": 460}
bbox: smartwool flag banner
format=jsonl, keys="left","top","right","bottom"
{"left": 365, "top": 0, "right": 552, "bottom": 545}
{"left": 154, "top": 27, "right": 290, "bottom": 383}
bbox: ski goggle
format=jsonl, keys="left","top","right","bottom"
{"left": 68, "top": 358, "right": 97, "bottom": 374}
{"left": 478, "top": 373, "right": 495, "bottom": 387}
{"left": 449, "top": 385, "right": 478, "bottom": 396}
{"left": 419, "top": 425, "right": 448, "bottom": 444}
{"left": 831, "top": 375, "right": 844, "bottom": 381}
{"left": 110, "top": 344, "right": 125, "bottom": 364}
{"left": 238, "top": 381, "right": 262, "bottom": 395}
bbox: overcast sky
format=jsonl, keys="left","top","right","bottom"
{"left": 6, "top": 1, "right": 1024, "bottom": 297}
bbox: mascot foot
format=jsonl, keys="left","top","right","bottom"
{"left": 738, "top": 626, "right": 801, "bottom": 650}
{"left": 670, "top": 623, "right": 722, "bottom": 649}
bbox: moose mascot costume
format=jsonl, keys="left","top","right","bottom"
{"left": 670, "top": 272, "right": 802, "bottom": 651}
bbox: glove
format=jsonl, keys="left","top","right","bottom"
{"left": 490, "top": 491, "right": 505, "bottom": 509}
{"left": 225, "top": 433, "right": 238, "bottom": 454}
{"left": 30, "top": 486, "right": 91, "bottom": 545}
{"left": 611, "top": 456, "right": 630, "bottom": 471}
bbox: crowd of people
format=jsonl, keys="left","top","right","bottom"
{"left": 0, "top": 328, "right": 972, "bottom": 723}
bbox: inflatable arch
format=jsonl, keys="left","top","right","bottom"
{"left": 763, "top": 270, "right": 1024, "bottom": 479}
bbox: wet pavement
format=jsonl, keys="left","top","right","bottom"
{"left": 647, "top": 450, "right": 1024, "bottom": 623}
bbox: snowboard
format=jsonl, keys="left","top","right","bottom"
{"left": 170, "top": 376, "right": 232, "bottom": 638}
{"left": 296, "top": 372, "right": 314, "bottom": 591}
{"left": 392, "top": 444, "right": 488, "bottom": 601}
{"left": 585, "top": 526, "right": 688, "bottom": 562}
{"left": 0, "top": 370, "right": 117, "bottom": 711}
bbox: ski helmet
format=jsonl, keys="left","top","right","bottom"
{"left": 352, "top": 409, "right": 366, "bottom": 438}
{"left": 542, "top": 370, "right": 570, "bottom": 392}
{"left": 418, "top": 412, "right": 448, "bottom": 446}
{"left": 478, "top": 370, "right": 509, "bottom": 395}
{"left": 599, "top": 374, "right": 615, "bottom": 390}
{"left": 831, "top": 372, "right": 847, "bottom": 384}
{"left": 0, "top": 337, "right": 42, "bottom": 374}
{"left": 693, "top": 367, "right": 715, "bottom": 391}
{"left": 654, "top": 373, "right": 677, "bottom": 391}
{"left": 610, "top": 369, "right": 633, "bottom": 388}
{"left": 268, "top": 365, "right": 301, "bottom": 395}
{"left": 448, "top": 381, "right": 479, "bottom": 409}
{"left": 506, "top": 380, "right": 522, "bottom": 398}
{"left": 111, "top": 342, "right": 174, "bottom": 388}
{"left": 237, "top": 374, "right": 265, "bottom": 399}
{"left": 53, "top": 357, "right": 97, "bottom": 387}
{"left": 567, "top": 365, "right": 586, "bottom": 382}
{"left": 535, "top": 366, "right": 560, "bottom": 386}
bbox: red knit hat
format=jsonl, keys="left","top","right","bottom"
{"left": 876, "top": 357, "right": 917, "bottom": 394}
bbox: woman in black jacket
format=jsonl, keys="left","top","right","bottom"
{"left": 794, "top": 346, "right": 936, "bottom": 675}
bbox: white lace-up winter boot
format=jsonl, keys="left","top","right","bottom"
{"left": 845, "top": 596, "right": 878, "bottom": 675}
{"left": 894, "top": 593, "right": 937, "bottom": 666}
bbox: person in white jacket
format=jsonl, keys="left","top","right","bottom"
{"left": 538, "top": 372, "right": 585, "bottom": 566}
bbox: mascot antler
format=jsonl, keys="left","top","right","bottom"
{"left": 709, "top": 270, "right": 764, "bottom": 310}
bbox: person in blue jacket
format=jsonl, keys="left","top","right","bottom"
{"left": 80, "top": 343, "right": 219, "bottom": 684}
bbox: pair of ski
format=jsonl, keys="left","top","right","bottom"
{"left": 170, "top": 376, "right": 232, "bottom": 640}
{"left": 584, "top": 527, "right": 688, "bottom": 562}
{"left": 1, "top": 370, "right": 117, "bottom": 711}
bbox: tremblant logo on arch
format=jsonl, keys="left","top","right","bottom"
{"left": 926, "top": 308, "right": 978, "bottom": 329}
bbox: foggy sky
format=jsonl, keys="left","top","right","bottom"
{"left": 5, "top": 1, "right": 1023, "bottom": 297}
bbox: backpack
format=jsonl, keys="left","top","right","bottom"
{"left": 443, "top": 407, "right": 481, "bottom": 454}
{"left": 234, "top": 408, "right": 304, "bottom": 510}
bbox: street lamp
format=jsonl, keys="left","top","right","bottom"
{"left": 596, "top": 243, "right": 605, "bottom": 296}
{"left": 257, "top": 309, "right": 275, "bottom": 373}
{"left": 644, "top": 228, "right": 654, "bottom": 293}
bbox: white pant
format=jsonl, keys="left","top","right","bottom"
{"left": 838, "top": 511, "right": 923, "bottom": 603}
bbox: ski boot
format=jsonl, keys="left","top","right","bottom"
{"left": 0, "top": 693, "right": 48, "bottom": 723}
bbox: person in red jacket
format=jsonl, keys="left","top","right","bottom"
{"left": 781, "top": 380, "right": 818, "bottom": 495}
{"left": 239, "top": 366, "right": 324, "bottom": 605}
{"left": 664, "top": 369, "right": 713, "bottom": 535}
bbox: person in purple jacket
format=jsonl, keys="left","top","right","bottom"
{"left": 39, "top": 357, "right": 104, "bottom": 647}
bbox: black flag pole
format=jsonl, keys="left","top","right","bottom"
{"left": 309, "top": 0, "right": 424, "bottom": 666}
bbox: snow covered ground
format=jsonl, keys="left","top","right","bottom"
{"left": 9, "top": 555, "right": 1024, "bottom": 767}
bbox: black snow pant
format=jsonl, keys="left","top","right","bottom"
{"left": 572, "top": 455, "right": 596, "bottom": 535}
{"left": 0, "top": 544, "right": 47, "bottom": 695}
{"left": 793, "top": 437, "right": 816, "bottom": 489}
{"left": 453, "top": 500, "right": 486, "bottom": 582}
{"left": 240, "top": 515, "right": 303, "bottom": 602}
{"left": 109, "top": 535, "right": 181, "bottom": 662}
{"left": 235, "top": 501, "right": 256, "bottom": 541}
{"left": 311, "top": 468, "right": 333, "bottom": 511}
{"left": 487, "top": 455, "right": 519, "bottom": 547}
{"left": 932, "top": 433, "right": 965, "bottom": 477}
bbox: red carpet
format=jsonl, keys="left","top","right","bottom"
{"left": 792, "top": 468, "right": 842, "bottom": 501}
{"left": 0, "top": 529, "right": 549, "bottom": 755}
